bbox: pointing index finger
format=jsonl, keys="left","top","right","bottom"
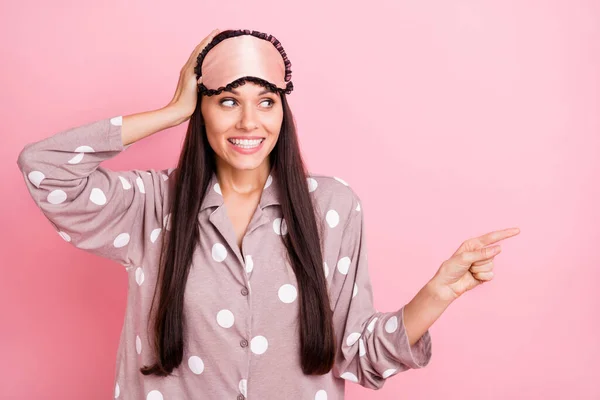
{"left": 478, "top": 228, "right": 520, "bottom": 247}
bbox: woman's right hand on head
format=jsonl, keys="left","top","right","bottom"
{"left": 167, "top": 28, "right": 220, "bottom": 124}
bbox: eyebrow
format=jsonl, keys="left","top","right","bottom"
{"left": 225, "top": 88, "right": 273, "bottom": 96}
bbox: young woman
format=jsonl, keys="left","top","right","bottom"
{"left": 16, "top": 28, "right": 520, "bottom": 400}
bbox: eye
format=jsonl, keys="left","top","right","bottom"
{"left": 220, "top": 98, "right": 236, "bottom": 107}
{"left": 219, "top": 98, "right": 275, "bottom": 108}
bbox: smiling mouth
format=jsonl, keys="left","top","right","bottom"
{"left": 227, "top": 138, "right": 265, "bottom": 148}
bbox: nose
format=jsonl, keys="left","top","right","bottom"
{"left": 236, "top": 104, "right": 259, "bottom": 131}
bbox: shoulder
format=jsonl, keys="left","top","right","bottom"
{"left": 307, "top": 173, "right": 362, "bottom": 226}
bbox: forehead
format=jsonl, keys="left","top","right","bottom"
{"left": 223, "top": 82, "right": 275, "bottom": 96}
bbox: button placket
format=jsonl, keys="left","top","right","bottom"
{"left": 239, "top": 230, "right": 254, "bottom": 398}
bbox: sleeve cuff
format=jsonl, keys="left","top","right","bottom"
{"left": 107, "top": 116, "right": 127, "bottom": 151}
{"left": 399, "top": 305, "right": 433, "bottom": 369}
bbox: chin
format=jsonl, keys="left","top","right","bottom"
{"left": 225, "top": 144, "right": 273, "bottom": 169}
{"left": 228, "top": 157, "right": 267, "bottom": 171}
{"left": 231, "top": 163, "right": 261, "bottom": 171}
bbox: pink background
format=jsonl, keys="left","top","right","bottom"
{"left": 2, "top": 0, "right": 599, "bottom": 399}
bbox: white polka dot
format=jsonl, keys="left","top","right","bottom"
{"left": 315, "top": 389, "right": 328, "bottom": 400}
{"left": 346, "top": 332, "right": 361, "bottom": 347}
{"left": 118, "top": 176, "right": 132, "bottom": 190}
{"left": 113, "top": 233, "right": 130, "bottom": 248}
{"left": 216, "top": 309, "right": 234, "bottom": 328}
{"left": 188, "top": 355, "right": 205, "bottom": 374}
{"left": 353, "top": 283, "right": 358, "bottom": 298}
{"left": 58, "top": 231, "right": 71, "bottom": 242}
{"left": 326, "top": 210, "right": 340, "bottom": 228}
{"left": 239, "top": 379, "right": 248, "bottom": 396}
{"left": 359, "top": 338, "right": 366, "bottom": 357}
{"left": 167, "top": 167, "right": 175, "bottom": 175}
{"left": 90, "top": 188, "right": 107, "bottom": 205}
{"left": 146, "top": 390, "right": 163, "bottom": 400}
{"left": 163, "top": 213, "right": 172, "bottom": 231}
{"left": 47, "top": 189, "right": 67, "bottom": 204}
{"left": 264, "top": 174, "right": 273, "bottom": 189}
{"left": 74, "top": 145, "right": 95, "bottom": 153}
{"left": 337, "top": 256, "right": 351, "bottom": 275}
{"left": 334, "top": 177, "right": 348, "bottom": 186}
{"left": 273, "top": 218, "right": 287, "bottom": 235}
{"left": 382, "top": 368, "right": 398, "bottom": 378}
{"left": 136, "top": 177, "right": 145, "bottom": 193}
{"left": 250, "top": 335, "right": 268, "bottom": 355}
{"left": 340, "top": 372, "right": 358, "bottom": 382}
{"left": 213, "top": 182, "right": 222, "bottom": 195}
{"left": 245, "top": 255, "right": 254, "bottom": 273}
{"left": 28, "top": 171, "right": 45, "bottom": 188}
{"left": 356, "top": 202, "right": 361, "bottom": 211}
{"left": 114, "top": 382, "right": 120, "bottom": 398}
{"left": 150, "top": 228, "right": 161, "bottom": 243}
{"left": 212, "top": 243, "right": 227, "bottom": 262}
{"left": 367, "top": 317, "right": 378, "bottom": 333}
{"left": 67, "top": 153, "right": 84, "bottom": 164}
{"left": 323, "top": 262, "right": 329, "bottom": 278}
{"left": 161, "top": 173, "right": 168, "bottom": 181}
{"left": 136, "top": 335, "right": 142, "bottom": 354}
{"left": 278, "top": 284, "right": 297, "bottom": 303}
{"left": 135, "top": 267, "right": 144, "bottom": 286}
{"left": 385, "top": 316, "right": 398, "bottom": 333}
{"left": 307, "top": 177, "right": 318, "bottom": 192}
{"left": 110, "top": 116, "right": 123, "bottom": 126}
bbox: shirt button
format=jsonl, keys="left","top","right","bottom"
{"left": 241, "top": 287, "right": 249, "bottom": 296}
{"left": 240, "top": 339, "right": 248, "bottom": 348}
{"left": 237, "top": 395, "right": 245, "bottom": 400}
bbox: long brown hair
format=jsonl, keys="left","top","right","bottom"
{"left": 140, "top": 30, "right": 335, "bottom": 377}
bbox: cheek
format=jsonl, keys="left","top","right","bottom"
{"left": 203, "top": 117, "right": 233, "bottom": 144}
{"left": 202, "top": 123, "right": 227, "bottom": 153}
{"left": 205, "top": 130, "right": 230, "bottom": 156}
{"left": 265, "top": 109, "right": 284, "bottom": 135}
{"left": 201, "top": 102, "right": 228, "bottom": 129}
{"left": 205, "top": 113, "right": 233, "bottom": 133}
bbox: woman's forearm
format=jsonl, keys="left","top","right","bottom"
{"left": 403, "top": 279, "right": 454, "bottom": 346}
{"left": 121, "top": 104, "right": 187, "bottom": 146}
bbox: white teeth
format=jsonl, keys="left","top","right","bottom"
{"left": 228, "top": 138, "right": 264, "bottom": 148}
{"left": 229, "top": 138, "right": 263, "bottom": 145}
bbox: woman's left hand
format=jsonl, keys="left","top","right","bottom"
{"left": 430, "top": 227, "right": 521, "bottom": 301}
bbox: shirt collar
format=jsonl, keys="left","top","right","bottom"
{"left": 199, "top": 164, "right": 281, "bottom": 211}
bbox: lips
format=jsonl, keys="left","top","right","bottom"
{"left": 227, "top": 137, "right": 266, "bottom": 155}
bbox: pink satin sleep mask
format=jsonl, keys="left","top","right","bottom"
{"left": 195, "top": 30, "right": 294, "bottom": 96}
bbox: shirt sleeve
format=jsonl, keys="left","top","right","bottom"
{"left": 331, "top": 195, "right": 433, "bottom": 390}
{"left": 16, "top": 116, "right": 172, "bottom": 268}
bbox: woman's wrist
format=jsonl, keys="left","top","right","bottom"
{"left": 403, "top": 279, "right": 455, "bottom": 346}
{"left": 426, "top": 274, "right": 460, "bottom": 303}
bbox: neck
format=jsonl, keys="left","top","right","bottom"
{"left": 215, "top": 158, "right": 271, "bottom": 197}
